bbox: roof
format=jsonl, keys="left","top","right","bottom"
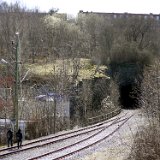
{"left": 35, "top": 92, "right": 63, "bottom": 102}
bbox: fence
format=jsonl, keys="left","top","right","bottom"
{"left": 87, "top": 108, "right": 121, "bottom": 125}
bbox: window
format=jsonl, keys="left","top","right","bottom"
{"left": 113, "top": 14, "right": 117, "bottom": 19}
{"left": 156, "top": 16, "right": 159, "bottom": 20}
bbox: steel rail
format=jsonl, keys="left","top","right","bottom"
{"left": 28, "top": 116, "right": 131, "bottom": 160}
{"left": 52, "top": 114, "right": 133, "bottom": 160}
{"left": 0, "top": 115, "right": 125, "bottom": 158}
{"left": 0, "top": 114, "right": 122, "bottom": 153}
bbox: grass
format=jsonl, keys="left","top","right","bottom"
{"left": 25, "top": 58, "right": 110, "bottom": 80}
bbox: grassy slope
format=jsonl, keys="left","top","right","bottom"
{"left": 25, "top": 58, "right": 110, "bottom": 80}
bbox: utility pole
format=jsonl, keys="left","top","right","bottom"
{"left": 14, "top": 32, "right": 20, "bottom": 132}
{"left": 53, "top": 97, "right": 56, "bottom": 134}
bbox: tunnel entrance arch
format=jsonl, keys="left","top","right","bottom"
{"left": 109, "top": 63, "right": 143, "bottom": 108}
{"left": 119, "top": 83, "right": 141, "bottom": 108}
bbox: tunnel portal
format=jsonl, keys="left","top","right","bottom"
{"left": 119, "top": 83, "right": 140, "bottom": 108}
{"left": 109, "top": 63, "right": 143, "bottom": 109}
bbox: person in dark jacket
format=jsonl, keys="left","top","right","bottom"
{"left": 16, "top": 129, "right": 23, "bottom": 149}
{"left": 7, "top": 129, "right": 13, "bottom": 147}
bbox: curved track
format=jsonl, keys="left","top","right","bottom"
{"left": 0, "top": 112, "right": 131, "bottom": 160}
{"left": 29, "top": 115, "right": 133, "bottom": 160}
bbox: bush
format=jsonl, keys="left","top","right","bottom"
{"left": 128, "top": 124, "right": 160, "bottom": 160}
{"left": 128, "top": 59, "right": 160, "bottom": 160}
{"left": 110, "top": 41, "right": 153, "bottom": 66}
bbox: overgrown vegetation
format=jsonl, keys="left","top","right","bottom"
{"left": 128, "top": 59, "right": 160, "bottom": 159}
{"left": 0, "top": 1, "right": 160, "bottom": 144}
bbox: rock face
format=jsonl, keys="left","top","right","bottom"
{"left": 82, "top": 77, "right": 111, "bottom": 110}
{"left": 101, "top": 96, "right": 116, "bottom": 112}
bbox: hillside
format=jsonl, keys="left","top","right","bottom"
{"left": 25, "top": 58, "right": 110, "bottom": 81}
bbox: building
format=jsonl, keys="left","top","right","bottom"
{"left": 35, "top": 92, "right": 70, "bottom": 118}
{"left": 79, "top": 10, "right": 160, "bottom": 21}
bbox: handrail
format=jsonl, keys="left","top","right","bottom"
{"left": 87, "top": 108, "right": 121, "bottom": 125}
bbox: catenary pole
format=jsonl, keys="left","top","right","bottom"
{"left": 14, "top": 32, "right": 20, "bottom": 132}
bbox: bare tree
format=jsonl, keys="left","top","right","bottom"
{"left": 128, "top": 58, "right": 160, "bottom": 159}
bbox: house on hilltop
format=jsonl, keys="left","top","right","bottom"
{"left": 79, "top": 10, "right": 160, "bottom": 21}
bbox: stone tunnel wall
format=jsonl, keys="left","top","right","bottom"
{"left": 109, "top": 63, "right": 143, "bottom": 108}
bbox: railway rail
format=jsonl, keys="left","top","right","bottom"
{"left": 0, "top": 115, "right": 121, "bottom": 157}
{"left": 29, "top": 115, "right": 133, "bottom": 160}
{"left": 0, "top": 112, "right": 132, "bottom": 160}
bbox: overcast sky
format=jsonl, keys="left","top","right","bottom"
{"left": 4, "top": 0, "right": 160, "bottom": 17}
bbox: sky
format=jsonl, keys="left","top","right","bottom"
{"left": 3, "top": 0, "right": 160, "bottom": 17}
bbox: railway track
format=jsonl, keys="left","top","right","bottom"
{"left": 0, "top": 115, "right": 121, "bottom": 157}
{"left": 29, "top": 115, "right": 133, "bottom": 160}
{"left": 0, "top": 112, "right": 131, "bottom": 160}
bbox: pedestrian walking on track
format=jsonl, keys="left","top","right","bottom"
{"left": 16, "top": 129, "right": 23, "bottom": 149}
{"left": 7, "top": 128, "right": 13, "bottom": 147}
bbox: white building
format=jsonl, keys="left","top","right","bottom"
{"left": 35, "top": 92, "right": 70, "bottom": 118}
